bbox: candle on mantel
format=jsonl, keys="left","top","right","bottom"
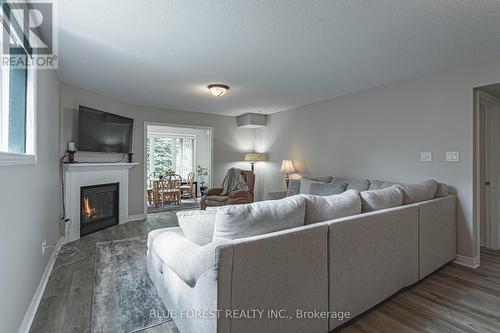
{"left": 68, "top": 142, "right": 76, "bottom": 152}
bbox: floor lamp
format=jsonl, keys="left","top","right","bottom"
{"left": 244, "top": 153, "right": 268, "bottom": 172}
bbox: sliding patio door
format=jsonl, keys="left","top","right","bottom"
{"left": 146, "top": 135, "right": 195, "bottom": 179}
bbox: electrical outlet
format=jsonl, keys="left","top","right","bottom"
{"left": 420, "top": 152, "right": 432, "bottom": 162}
{"left": 41, "top": 240, "right": 47, "bottom": 256}
{"left": 446, "top": 151, "right": 459, "bottom": 162}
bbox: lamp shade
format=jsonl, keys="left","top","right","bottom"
{"left": 244, "top": 153, "right": 268, "bottom": 161}
{"left": 280, "top": 160, "right": 295, "bottom": 174}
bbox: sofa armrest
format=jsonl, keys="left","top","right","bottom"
{"left": 418, "top": 195, "right": 456, "bottom": 279}
{"left": 326, "top": 205, "right": 419, "bottom": 329}
{"left": 152, "top": 229, "right": 231, "bottom": 287}
{"left": 228, "top": 190, "right": 252, "bottom": 200}
{"left": 204, "top": 187, "right": 224, "bottom": 196}
{"left": 263, "top": 190, "right": 287, "bottom": 201}
{"left": 228, "top": 224, "right": 329, "bottom": 332}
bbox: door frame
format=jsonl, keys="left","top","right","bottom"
{"left": 143, "top": 121, "right": 214, "bottom": 216}
{"left": 475, "top": 90, "right": 500, "bottom": 251}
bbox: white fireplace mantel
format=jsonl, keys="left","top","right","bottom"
{"left": 64, "top": 162, "right": 139, "bottom": 170}
{"left": 63, "top": 162, "right": 139, "bottom": 243}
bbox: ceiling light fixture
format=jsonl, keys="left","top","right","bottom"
{"left": 208, "top": 84, "right": 229, "bottom": 97}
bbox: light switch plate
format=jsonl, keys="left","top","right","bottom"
{"left": 420, "top": 152, "right": 433, "bottom": 162}
{"left": 446, "top": 151, "right": 459, "bottom": 162}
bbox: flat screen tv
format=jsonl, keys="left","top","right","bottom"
{"left": 77, "top": 106, "right": 134, "bottom": 153}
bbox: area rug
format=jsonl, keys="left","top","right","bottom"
{"left": 91, "top": 237, "right": 172, "bottom": 333}
{"left": 147, "top": 199, "right": 200, "bottom": 214}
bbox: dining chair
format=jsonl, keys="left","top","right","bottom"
{"left": 147, "top": 172, "right": 160, "bottom": 205}
{"left": 153, "top": 179, "right": 167, "bottom": 208}
{"left": 165, "top": 173, "right": 182, "bottom": 206}
{"left": 180, "top": 171, "right": 196, "bottom": 201}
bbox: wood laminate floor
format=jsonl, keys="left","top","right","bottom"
{"left": 30, "top": 213, "right": 180, "bottom": 333}
{"left": 30, "top": 214, "right": 500, "bottom": 333}
{"left": 338, "top": 248, "right": 500, "bottom": 333}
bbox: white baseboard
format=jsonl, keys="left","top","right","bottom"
{"left": 453, "top": 254, "right": 480, "bottom": 268}
{"left": 122, "top": 214, "right": 147, "bottom": 224}
{"left": 18, "top": 237, "right": 63, "bottom": 333}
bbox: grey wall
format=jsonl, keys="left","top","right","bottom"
{"left": 60, "top": 84, "right": 254, "bottom": 216}
{"left": 0, "top": 69, "right": 61, "bottom": 332}
{"left": 255, "top": 54, "right": 500, "bottom": 261}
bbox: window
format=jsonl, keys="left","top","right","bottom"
{"left": 146, "top": 135, "right": 195, "bottom": 179}
{"left": 0, "top": 2, "right": 36, "bottom": 165}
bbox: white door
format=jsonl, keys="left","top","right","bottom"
{"left": 481, "top": 92, "right": 500, "bottom": 250}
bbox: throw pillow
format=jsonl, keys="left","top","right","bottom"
{"left": 399, "top": 179, "right": 439, "bottom": 204}
{"left": 286, "top": 179, "right": 301, "bottom": 197}
{"left": 177, "top": 210, "right": 217, "bottom": 246}
{"left": 368, "top": 179, "right": 399, "bottom": 190}
{"left": 287, "top": 176, "right": 333, "bottom": 196}
{"left": 212, "top": 196, "right": 306, "bottom": 241}
{"left": 360, "top": 186, "right": 404, "bottom": 212}
{"left": 435, "top": 183, "right": 449, "bottom": 198}
{"left": 300, "top": 178, "right": 323, "bottom": 194}
{"left": 347, "top": 179, "right": 371, "bottom": 191}
{"left": 309, "top": 181, "right": 348, "bottom": 196}
{"left": 303, "top": 175, "right": 333, "bottom": 183}
{"left": 304, "top": 190, "right": 361, "bottom": 224}
{"left": 333, "top": 177, "right": 371, "bottom": 191}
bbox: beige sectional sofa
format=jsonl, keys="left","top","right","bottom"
{"left": 147, "top": 178, "right": 456, "bottom": 333}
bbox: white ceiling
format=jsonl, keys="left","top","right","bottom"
{"left": 57, "top": 0, "right": 500, "bottom": 116}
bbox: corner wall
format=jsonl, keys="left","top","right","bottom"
{"left": 59, "top": 84, "right": 254, "bottom": 216}
{"left": 255, "top": 54, "right": 500, "bottom": 261}
{"left": 0, "top": 69, "right": 61, "bottom": 332}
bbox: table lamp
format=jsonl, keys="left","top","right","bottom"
{"left": 280, "top": 160, "right": 295, "bottom": 188}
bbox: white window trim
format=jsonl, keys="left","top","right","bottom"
{"left": 0, "top": 2, "right": 37, "bottom": 166}
{"left": 0, "top": 65, "right": 37, "bottom": 166}
{"left": 0, "top": 150, "right": 36, "bottom": 165}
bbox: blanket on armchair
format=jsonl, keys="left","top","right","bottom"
{"left": 221, "top": 168, "right": 249, "bottom": 195}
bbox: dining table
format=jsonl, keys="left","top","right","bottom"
{"left": 150, "top": 179, "right": 198, "bottom": 206}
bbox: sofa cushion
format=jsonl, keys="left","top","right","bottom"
{"left": 304, "top": 190, "right": 361, "bottom": 224}
{"left": 213, "top": 196, "right": 306, "bottom": 241}
{"left": 368, "top": 180, "right": 399, "bottom": 190}
{"left": 309, "top": 181, "right": 348, "bottom": 196}
{"left": 177, "top": 210, "right": 217, "bottom": 246}
{"left": 399, "top": 180, "right": 439, "bottom": 204}
{"left": 360, "top": 186, "right": 403, "bottom": 212}
{"left": 286, "top": 179, "right": 301, "bottom": 196}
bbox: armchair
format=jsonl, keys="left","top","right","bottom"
{"left": 200, "top": 170, "right": 255, "bottom": 209}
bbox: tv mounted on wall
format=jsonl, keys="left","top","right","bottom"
{"left": 77, "top": 106, "right": 134, "bottom": 154}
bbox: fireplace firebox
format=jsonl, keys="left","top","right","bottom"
{"left": 80, "top": 183, "right": 119, "bottom": 237}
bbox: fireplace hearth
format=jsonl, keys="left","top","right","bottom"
{"left": 80, "top": 183, "right": 119, "bottom": 237}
